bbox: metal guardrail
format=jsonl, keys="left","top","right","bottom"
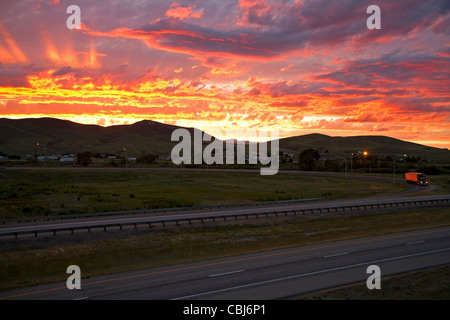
{"left": 0, "top": 198, "right": 324, "bottom": 225}
{"left": 1, "top": 197, "right": 448, "bottom": 239}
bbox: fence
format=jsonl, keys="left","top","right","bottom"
{"left": 1, "top": 197, "right": 448, "bottom": 239}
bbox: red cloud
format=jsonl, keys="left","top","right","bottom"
{"left": 166, "top": 4, "right": 204, "bottom": 20}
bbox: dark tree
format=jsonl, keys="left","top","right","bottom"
{"left": 324, "top": 159, "right": 342, "bottom": 172}
{"left": 298, "top": 149, "right": 320, "bottom": 171}
{"left": 76, "top": 152, "right": 93, "bottom": 167}
{"left": 137, "top": 154, "right": 159, "bottom": 164}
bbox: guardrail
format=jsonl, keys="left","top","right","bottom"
{"left": 0, "top": 198, "right": 324, "bottom": 225}
{"left": 1, "top": 197, "right": 448, "bottom": 239}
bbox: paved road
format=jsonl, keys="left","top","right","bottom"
{"left": 1, "top": 226, "right": 449, "bottom": 300}
{"left": 1, "top": 194, "right": 448, "bottom": 237}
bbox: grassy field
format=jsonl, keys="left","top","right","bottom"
{"left": 346, "top": 172, "right": 450, "bottom": 196}
{"left": 300, "top": 264, "right": 450, "bottom": 300}
{"left": 0, "top": 168, "right": 409, "bottom": 219}
{"left": 1, "top": 206, "right": 449, "bottom": 292}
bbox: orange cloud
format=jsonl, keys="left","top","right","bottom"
{"left": 166, "top": 4, "right": 204, "bottom": 20}
{"left": 1, "top": 1, "right": 449, "bottom": 149}
{"left": 0, "top": 21, "right": 27, "bottom": 63}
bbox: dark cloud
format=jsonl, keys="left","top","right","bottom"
{"left": 432, "top": 15, "right": 450, "bottom": 34}
{"left": 52, "top": 66, "right": 76, "bottom": 77}
{"left": 313, "top": 52, "right": 450, "bottom": 89}
{"left": 103, "top": 0, "right": 450, "bottom": 61}
{"left": 0, "top": 67, "right": 30, "bottom": 87}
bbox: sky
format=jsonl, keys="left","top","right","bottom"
{"left": 0, "top": 0, "right": 449, "bottom": 148}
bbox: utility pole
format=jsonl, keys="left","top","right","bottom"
{"left": 345, "top": 157, "right": 347, "bottom": 179}
{"left": 350, "top": 153, "right": 353, "bottom": 198}
{"left": 123, "top": 147, "right": 128, "bottom": 170}
{"left": 36, "top": 143, "right": 46, "bottom": 168}
{"left": 393, "top": 156, "right": 396, "bottom": 185}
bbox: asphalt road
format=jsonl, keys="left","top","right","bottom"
{"left": 1, "top": 226, "right": 449, "bottom": 300}
{"left": 1, "top": 194, "right": 448, "bottom": 237}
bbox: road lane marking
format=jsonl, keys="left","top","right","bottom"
{"left": 72, "top": 296, "right": 88, "bottom": 300}
{"left": 1, "top": 227, "right": 449, "bottom": 300}
{"left": 407, "top": 241, "right": 425, "bottom": 245}
{"left": 172, "top": 247, "right": 450, "bottom": 300}
{"left": 324, "top": 252, "right": 349, "bottom": 258}
{"left": 208, "top": 270, "right": 245, "bottom": 278}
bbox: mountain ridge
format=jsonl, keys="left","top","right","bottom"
{"left": 0, "top": 117, "right": 448, "bottom": 160}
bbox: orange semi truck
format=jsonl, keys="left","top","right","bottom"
{"left": 405, "top": 172, "right": 428, "bottom": 186}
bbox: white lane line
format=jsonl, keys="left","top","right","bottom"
{"left": 407, "top": 241, "right": 425, "bottom": 245}
{"left": 172, "top": 247, "right": 450, "bottom": 300}
{"left": 324, "top": 252, "right": 349, "bottom": 258}
{"left": 72, "top": 296, "right": 88, "bottom": 300}
{"left": 208, "top": 270, "right": 245, "bottom": 278}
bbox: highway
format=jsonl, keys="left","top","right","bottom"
{"left": 1, "top": 226, "right": 449, "bottom": 300}
{"left": 1, "top": 194, "right": 449, "bottom": 238}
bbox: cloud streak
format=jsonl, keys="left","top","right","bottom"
{"left": 0, "top": 0, "right": 449, "bottom": 148}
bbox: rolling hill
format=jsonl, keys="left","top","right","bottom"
{"left": 0, "top": 117, "right": 448, "bottom": 161}
{"left": 0, "top": 118, "right": 192, "bottom": 158}
{"left": 279, "top": 134, "right": 450, "bottom": 160}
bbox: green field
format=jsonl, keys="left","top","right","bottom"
{"left": 0, "top": 168, "right": 409, "bottom": 219}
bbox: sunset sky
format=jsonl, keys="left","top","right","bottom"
{"left": 0, "top": 0, "right": 449, "bottom": 148}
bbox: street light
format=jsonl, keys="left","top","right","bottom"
{"left": 363, "top": 151, "right": 371, "bottom": 173}
{"left": 388, "top": 153, "right": 403, "bottom": 185}
{"left": 345, "top": 151, "right": 368, "bottom": 197}
{"left": 383, "top": 153, "right": 399, "bottom": 185}
{"left": 36, "top": 142, "right": 46, "bottom": 167}
{"left": 345, "top": 153, "right": 358, "bottom": 198}
{"left": 393, "top": 155, "right": 398, "bottom": 185}
{"left": 123, "top": 147, "right": 127, "bottom": 170}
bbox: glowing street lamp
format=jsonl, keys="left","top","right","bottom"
{"left": 36, "top": 142, "right": 46, "bottom": 167}
{"left": 346, "top": 151, "right": 368, "bottom": 197}
{"left": 123, "top": 147, "right": 128, "bottom": 170}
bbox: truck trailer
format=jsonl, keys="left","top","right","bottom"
{"left": 405, "top": 172, "right": 428, "bottom": 186}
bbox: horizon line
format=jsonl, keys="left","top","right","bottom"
{"left": 1, "top": 116, "right": 448, "bottom": 151}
